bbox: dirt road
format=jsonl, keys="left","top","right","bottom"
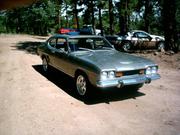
{"left": 0, "top": 34, "right": 180, "bottom": 135}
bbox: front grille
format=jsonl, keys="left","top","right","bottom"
{"left": 116, "top": 69, "right": 145, "bottom": 77}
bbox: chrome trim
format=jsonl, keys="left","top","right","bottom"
{"left": 96, "top": 74, "right": 160, "bottom": 88}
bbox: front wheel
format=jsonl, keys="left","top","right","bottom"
{"left": 75, "top": 74, "right": 90, "bottom": 97}
{"left": 122, "top": 41, "right": 132, "bottom": 52}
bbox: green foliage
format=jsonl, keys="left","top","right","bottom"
{"left": 0, "top": 0, "right": 178, "bottom": 51}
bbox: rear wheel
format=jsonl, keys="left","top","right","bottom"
{"left": 157, "top": 42, "right": 165, "bottom": 51}
{"left": 42, "top": 57, "right": 48, "bottom": 72}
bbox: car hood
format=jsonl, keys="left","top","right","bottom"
{"left": 72, "top": 50, "right": 156, "bottom": 71}
{"left": 151, "top": 35, "right": 165, "bottom": 40}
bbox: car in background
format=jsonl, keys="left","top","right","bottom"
{"left": 117, "top": 30, "right": 165, "bottom": 52}
{"left": 37, "top": 34, "right": 160, "bottom": 97}
{"left": 105, "top": 35, "right": 122, "bottom": 50}
{"left": 58, "top": 28, "right": 77, "bottom": 34}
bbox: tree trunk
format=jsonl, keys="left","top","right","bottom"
{"left": 98, "top": 7, "right": 103, "bottom": 36}
{"left": 74, "top": 2, "right": 79, "bottom": 29}
{"left": 91, "top": 0, "right": 95, "bottom": 29}
{"left": 109, "top": 0, "right": 114, "bottom": 35}
{"left": 162, "top": 0, "right": 178, "bottom": 52}
{"left": 144, "top": 0, "right": 152, "bottom": 32}
{"left": 118, "top": 0, "right": 128, "bottom": 35}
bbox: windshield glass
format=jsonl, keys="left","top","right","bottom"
{"left": 68, "top": 37, "right": 113, "bottom": 52}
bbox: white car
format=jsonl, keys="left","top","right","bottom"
{"left": 118, "top": 30, "right": 165, "bottom": 52}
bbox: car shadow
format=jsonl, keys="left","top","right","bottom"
{"left": 11, "top": 41, "right": 45, "bottom": 55}
{"left": 32, "top": 65, "right": 146, "bottom": 105}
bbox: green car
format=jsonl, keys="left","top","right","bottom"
{"left": 37, "top": 34, "right": 160, "bottom": 97}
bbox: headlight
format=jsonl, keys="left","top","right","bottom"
{"left": 100, "top": 71, "right": 115, "bottom": 80}
{"left": 101, "top": 71, "right": 108, "bottom": 80}
{"left": 146, "top": 66, "right": 158, "bottom": 75}
{"left": 108, "top": 71, "right": 115, "bottom": 78}
{"left": 146, "top": 67, "right": 152, "bottom": 75}
{"left": 151, "top": 66, "right": 157, "bottom": 74}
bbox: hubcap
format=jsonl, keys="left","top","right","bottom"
{"left": 158, "top": 43, "right": 165, "bottom": 50}
{"left": 42, "top": 58, "right": 48, "bottom": 72}
{"left": 76, "top": 75, "right": 87, "bottom": 96}
{"left": 123, "top": 43, "right": 131, "bottom": 51}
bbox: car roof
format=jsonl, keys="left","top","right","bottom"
{"left": 130, "top": 30, "right": 147, "bottom": 33}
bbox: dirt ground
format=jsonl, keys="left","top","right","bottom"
{"left": 0, "top": 34, "right": 180, "bottom": 135}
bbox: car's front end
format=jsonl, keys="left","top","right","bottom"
{"left": 74, "top": 48, "right": 160, "bottom": 89}
{"left": 96, "top": 65, "right": 160, "bottom": 88}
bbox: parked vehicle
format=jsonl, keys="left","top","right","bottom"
{"left": 105, "top": 35, "right": 122, "bottom": 50}
{"left": 58, "top": 28, "right": 77, "bottom": 34}
{"left": 117, "top": 30, "right": 165, "bottom": 52}
{"left": 37, "top": 34, "right": 160, "bottom": 97}
{"left": 58, "top": 25, "right": 97, "bottom": 35}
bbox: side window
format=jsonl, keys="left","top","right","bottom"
{"left": 133, "top": 33, "right": 138, "bottom": 38}
{"left": 56, "top": 38, "right": 67, "bottom": 52}
{"left": 137, "top": 32, "right": 149, "bottom": 38}
{"left": 49, "top": 38, "right": 56, "bottom": 48}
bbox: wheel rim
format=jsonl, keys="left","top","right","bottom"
{"left": 42, "top": 58, "right": 48, "bottom": 72}
{"left": 76, "top": 75, "right": 87, "bottom": 96}
{"left": 123, "top": 43, "right": 131, "bottom": 51}
{"left": 158, "top": 43, "right": 165, "bottom": 50}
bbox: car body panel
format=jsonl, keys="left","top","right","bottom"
{"left": 38, "top": 34, "right": 160, "bottom": 88}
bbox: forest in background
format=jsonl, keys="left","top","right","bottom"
{"left": 0, "top": 0, "right": 179, "bottom": 52}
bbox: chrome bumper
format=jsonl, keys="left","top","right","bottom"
{"left": 96, "top": 74, "right": 160, "bottom": 88}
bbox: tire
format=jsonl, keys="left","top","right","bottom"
{"left": 75, "top": 73, "right": 90, "bottom": 97}
{"left": 157, "top": 42, "right": 165, "bottom": 51}
{"left": 122, "top": 41, "right": 132, "bottom": 52}
{"left": 42, "top": 57, "right": 48, "bottom": 72}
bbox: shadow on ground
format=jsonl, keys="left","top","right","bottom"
{"left": 12, "top": 41, "right": 45, "bottom": 55}
{"left": 33, "top": 65, "right": 145, "bottom": 105}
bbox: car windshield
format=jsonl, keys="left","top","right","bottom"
{"left": 68, "top": 37, "right": 113, "bottom": 52}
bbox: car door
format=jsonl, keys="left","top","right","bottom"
{"left": 135, "top": 32, "right": 156, "bottom": 49}
{"left": 52, "top": 37, "right": 67, "bottom": 71}
{"left": 46, "top": 37, "right": 58, "bottom": 66}
{"left": 53, "top": 37, "right": 75, "bottom": 76}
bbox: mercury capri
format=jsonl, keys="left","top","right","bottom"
{"left": 37, "top": 34, "right": 160, "bottom": 97}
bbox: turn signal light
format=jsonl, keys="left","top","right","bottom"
{"left": 116, "top": 72, "right": 123, "bottom": 77}
{"left": 139, "top": 69, "right": 145, "bottom": 74}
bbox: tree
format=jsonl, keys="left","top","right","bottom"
{"left": 109, "top": 0, "right": 114, "bottom": 35}
{"left": 97, "top": 1, "right": 105, "bottom": 36}
{"left": 162, "top": 0, "right": 179, "bottom": 52}
{"left": 116, "top": 0, "right": 129, "bottom": 35}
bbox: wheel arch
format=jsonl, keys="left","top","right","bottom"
{"left": 74, "top": 69, "right": 89, "bottom": 79}
{"left": 41, "top": 55, "right": 50, "bottom": 63}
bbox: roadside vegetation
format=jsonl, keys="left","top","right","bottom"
{"left": 0, "top": 0, "right": 179, "bottom": 52}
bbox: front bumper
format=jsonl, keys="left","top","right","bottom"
{"left": 96, "top": 74, "right": 160, "bottom": 88}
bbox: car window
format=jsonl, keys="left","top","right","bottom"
{"left": 136, "top": 32, "right": 149, "bottom": 38}
{"left": 56, "top": 38, "right": 67, "bottom": 52}
{"left": 68, "top": 39, "right": 79, "bottom": 51}
{"left": 49, "top": 38, "right": 56, "bottom": 48}
{"left": 77, "top": 38, "right": 113, "bottom": 50}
